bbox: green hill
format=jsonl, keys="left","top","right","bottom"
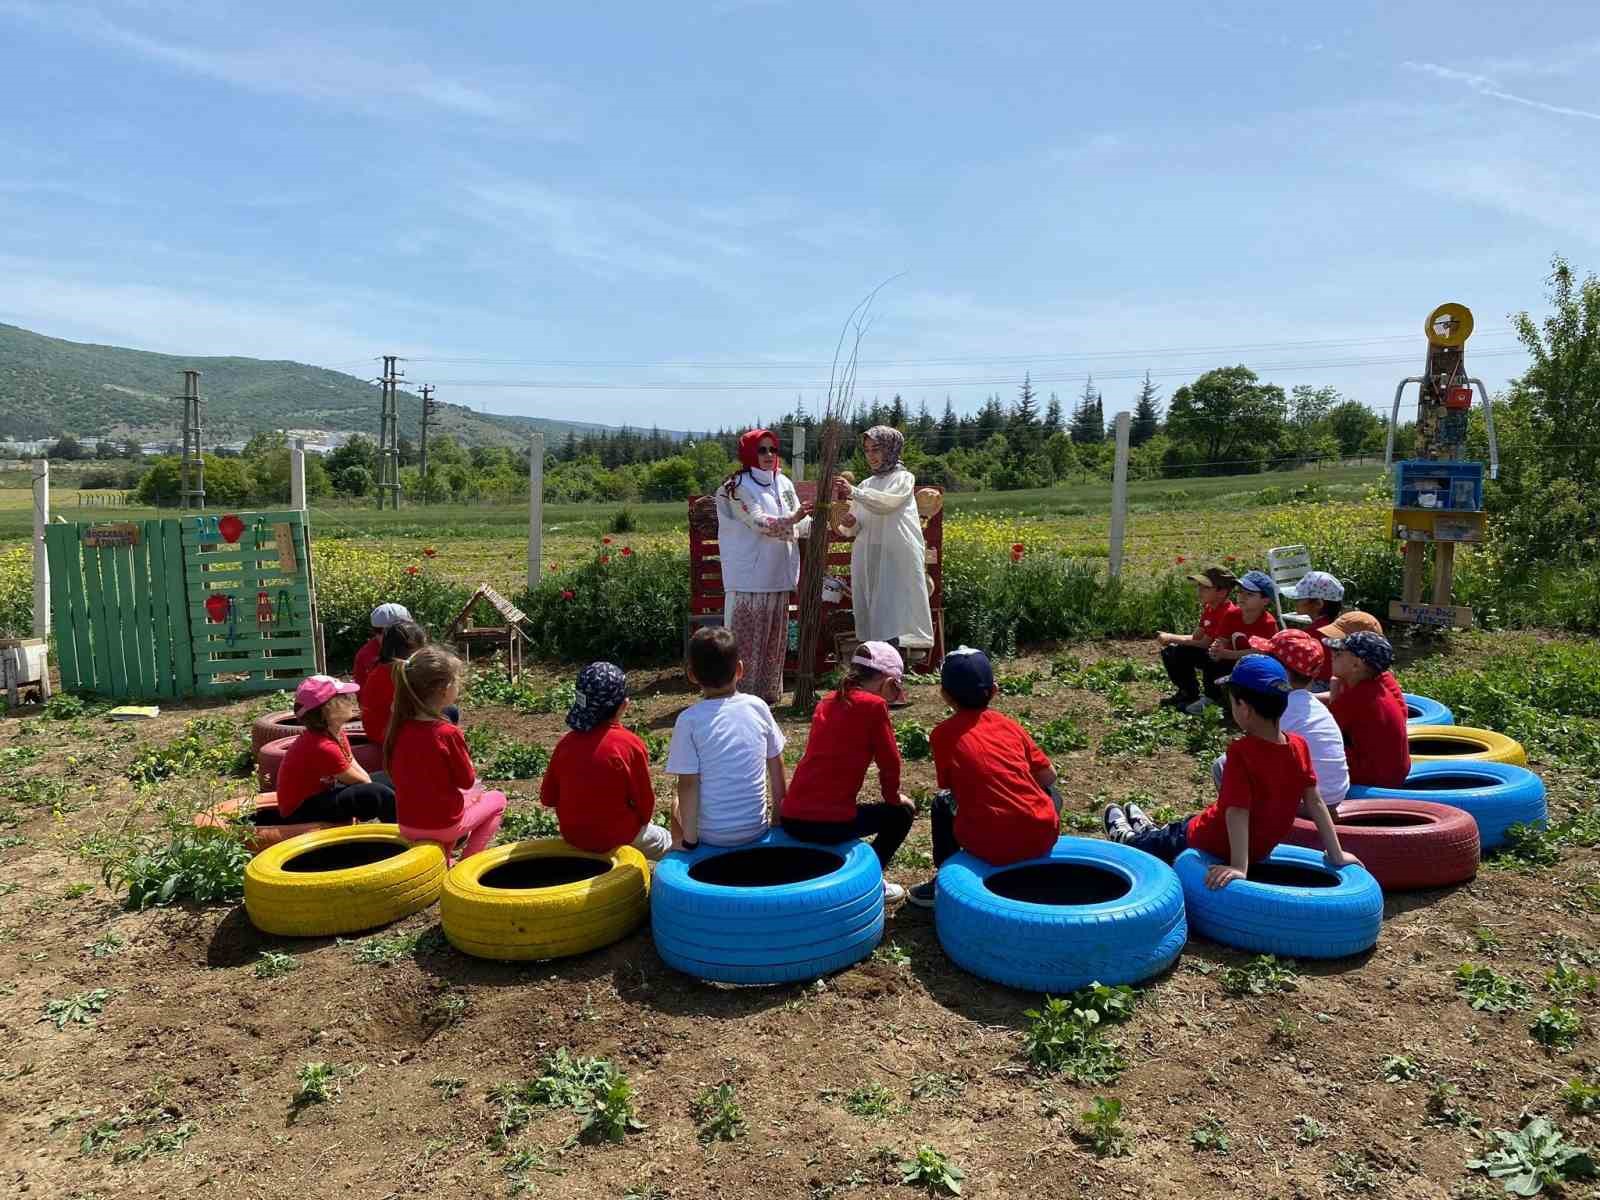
{"left": 0, "top": 322, "right": 627, "bottom": 447}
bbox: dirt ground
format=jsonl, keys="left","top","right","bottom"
{"left": 2, "top": 637, "right": 1598, "bottom": 1200}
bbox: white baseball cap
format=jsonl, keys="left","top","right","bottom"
{"left": 370, "top": 603, "right": 413, "bottom": 628}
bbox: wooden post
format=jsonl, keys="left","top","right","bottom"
{"left": 1402, "top": 541, "right": 1426, "bottom": 604}
{"left": 291, "top": 438, "right": 307, "bottom": 513}
{"left": 1108, "top": 411, "right": 1131, "bottom": 579}
{"left": 32, "top": 459, "right": 49, "bottom": 636}
{"left": 527, "top": 433, "right": 545, "bottom": 590}
{"left": 792, "top": 425, "right": 806, "bottom": 484}
{"left": 1431, "top": 541, "right": 1457, "bottom": 607}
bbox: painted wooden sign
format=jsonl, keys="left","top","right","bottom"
{"left": 1389, "top": 600, "right": 1474, "bottom": 630}
{"left": 81, "top": 523, "right": 141, "bottom": 548}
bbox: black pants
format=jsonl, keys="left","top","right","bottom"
{"left": 930, "top": 783, "right": 1064, "bottom": 867}
{"left": 1161, "top": 643, "right": 1228, "bottom": 703}
{"left": 782, "top": 803, "right": 915, "bottom": 870}
{"left": 292, "top": 770, "right": 396, "bottom": 823}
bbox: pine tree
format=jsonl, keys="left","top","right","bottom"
{"left": 974, "top": 395, "right": 1005, "bottom": 443}
{"left": 913, "top": 399, "right": 936, "bottom": 443}
{"left": 1010, "top": 373, "right": 1040, "bottom": 435}
{"left": 889, "top": 394, "right": 907, "bottom": 431}
{"left": 1043, "top": 392, "right": 1063, "bottom": 436}
{"left": 938, "top": 398, "right": 960, "bottom": 452}
{"left": 1070, "top": 375, "right": 1104, "bottom": 444}
{"left": 1130, "top": 371, "right": 1162, "bottom": 446}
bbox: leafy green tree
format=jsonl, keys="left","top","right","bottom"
{"left": 335, "top": 465, "right": 373, "bottom": 497}
{"left": 1282, "top": 384, "right": 1340, "bottom": 463}
{"left": 1328, "top": 400, "right": 1382, "bottom": 456}
{"left": 645, "top": 456, "right": 699, "bottom": 500}
{"left": 326, "top": 435, "right": 377, "bottom": 479}
{"left": 1165, "top": 365, "right": 1286, "bottom": 473}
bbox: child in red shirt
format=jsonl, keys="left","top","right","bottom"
{"left": 276, "top": 674, "right": 396, "bottom": 822}
{"left": 1319, "top": 631, "right": 1411, "bottom": 788}
{"left": 781, "top": 641, "right": 917, "bottom": 900}
{"left": 353, "top": 602, "right": 412, "bottom": 687}
{"left": 1208, "top": 570, "right": 1280, "bottom": 666}
{"left": 1107, "top": 654, "right": 1356, "bottom": 886}
{"left": 386, "top": 647, "right": 506, "bottom": 861}
{"left": 906, "top": 647, "right": 1060, "bottom": 909}
{"left": 541, "top": 662, "right": 671, "bottom": 861}
{"left": 1155, "top": 565, "right": 1240, "bottom": 714}
{"left": 359, "top": 620, "right": 424, "bottom": 753}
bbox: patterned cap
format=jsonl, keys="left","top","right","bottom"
{"left": 1324, "top": 630, "right": 1394, "bottom": 673}
{"left": 1282, "top": 570, "right": 1344, "bottom": 602}
{"left": 566, "top": 662, "right": 628, "bottom": 732}
{"left": 1247, "top": 629, "right": 1326, "bottom": 678}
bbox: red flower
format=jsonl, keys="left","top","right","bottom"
{"left": 561, "top": 589, "right": 575, "bottom": 600}
{"left": 1175, "top": 555, "right": 1186, "bottom": 564}
{"left": 548, "top": 563, "right": 558, "bottom": 573}
{"left": 600, "top": 554, "right": 610, "bottom": 564}
{"left": 1224, "top": 555, "right": 1236, "bottom": 563}
{"left": 621, "top": 547, "right": 634, "bottom": 557}
{"left": 602, "top": 536, "right": 613, "bottom": 545}
{"left": 423, "top": 546, "right": 436, "bottom": 558}
{"left": 1010, "top": 542, "right": 1025, "bottom": 563}
{"left": 405, "top": 565, "right": 419, "bottom": 576}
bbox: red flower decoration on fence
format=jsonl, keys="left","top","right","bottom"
{"left": 405, "top": 565, "right": 419, "bottom": 576}
{"left": 561, "top": 589, "right": 575, "bottom": 600}
{"left": 1010, "top": 543, "right": 1025, "bottom": 563}
{"left": 423, "top": 547, "right": 436, "bottom": 558}
{"left": 621, "top": 547, "right": 633, "bottom": 557}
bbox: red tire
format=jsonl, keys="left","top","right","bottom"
{"left": 192, "top": 793, "right": 351, "bottom": 852}
{"left": 255, "top": 733, "right": 384, "bottom": 790}
{"left": 1283, "top": 799, "right": 1479, "bottom": 892}
{"left": 252, "top": 710, "right": 366, "bottom": 754}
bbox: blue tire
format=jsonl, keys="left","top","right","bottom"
{"left": 934, "top": 836, "right": 1187, "bottom": 992}
{"left": 1348, "top": 760, "right": 1547, "bottom": 850}
{"left": 1175, "top": 843, "right": 1383, "bottom": 959}
{"left": 651, "top": 829, "right": 884, "bottom": 985}
{"left": 1403, "top": 693, "right": 1454, "bottom": 726}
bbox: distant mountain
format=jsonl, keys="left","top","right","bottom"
{"left": 0, "top": 322, "right": 650, "bottom": 448}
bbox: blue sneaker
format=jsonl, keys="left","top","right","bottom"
{"left": 1103, "top": 804, "right": 1134, "bottom": 843}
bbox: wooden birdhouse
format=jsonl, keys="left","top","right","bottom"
{"left": 446, "top": 584, "right": 530, "bottom": 679}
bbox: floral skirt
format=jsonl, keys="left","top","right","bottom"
{"left": 727, "top": 590, "right": 788, "bottom": 705}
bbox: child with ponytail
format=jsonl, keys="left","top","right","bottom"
{"left": 386, "top": 646, "right": 506, "bottom": 860}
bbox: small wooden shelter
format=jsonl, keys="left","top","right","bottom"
{"left": 446, "top": 584, "right": 530, "bottom": 678}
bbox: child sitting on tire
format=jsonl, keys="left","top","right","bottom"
{"left": 1154, "top": 565, "right": 1239, "bottom": 715}
{"left": 1243, "top": 629, "right": 1350, "bottom": 814}
{"left": 1317, "top": 612, "right": 1405, "bottom": 708}
{"left": 360, "top": 621, "right": 461, "bottom": 755}
{"left": 353, "top": 602, "right": 412, "bottom": 687}
{"left": 1316, "top": 631, "right": 1411, "bottom": 789}
{"left": 665, "top": 626, "right": 787, "bottom": 851}
{"left": 780, "top": 641, "right": 917, "bottom": 902}
{"left": 276, "top": 674, "right": 397, "bottom": 822}
{"left": 1105, "top": 654, "right": 1358, "bottom": 888}
{"left": 541, "top": 662, "right": 672, "bottom": 861}
{"left": 386, "top": 646, "right": 507, "bottom": 862}
{"left": 905, "top": 647, "right": 1061, "bottom": 908}
{"left": 1206, "top": 570, "right": 1280, "bottom": 667}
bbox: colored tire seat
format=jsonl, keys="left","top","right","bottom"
{"left": 192, "top": 793, "right": 350, "bottom": 852}
{"left": 1346, "top": 760, "right": 1547, "bottom": 850}
{"left": 1403, "top": 694, "right": 1454, "bottom": 726}
{"left": 255, "top": 732, "right": 383, "bottom": 790}
{"left": 244, "top": 824, "right": 445, "bottom": 937}
{"left": 1407, "top": 725, "right": 1527, "bottom": 767}
{"left": 1283, "top": 799, "right": 1478, "bottom": 891}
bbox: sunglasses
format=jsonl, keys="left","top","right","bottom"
{"left": 756, "top": 445, "right": 778, "bottom": 455}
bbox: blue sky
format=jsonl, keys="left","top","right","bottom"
{"left": 2, "top": 1, "right": 1596, "bottom": 432}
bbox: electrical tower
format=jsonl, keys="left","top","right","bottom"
{"left": 179, "top": 369, "right": 205, "bottom": 510}
{"left": 419, "top": 383, "right": 436, "bottom": 507}
{"left": 377, "top": 355, "right": 402, "bottom": 510}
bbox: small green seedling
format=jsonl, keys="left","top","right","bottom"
{"left": 844, "top": 1082, "right": 896, "bottom": 1119}
{"left": 1190, "top": 1115, "right": 1230, "bottom": 1153}
{"left": 1294, "top": 1114, "right": 1330, "bottom": 1145}
{"left": 64, "top": 882, "right": 94, "bottom": 899}
{"left": 1078, "top": 1097, "right": 1131, "bottom": 1158}
{"left": 1546, "top": 961, "right": 1598, "bottom": 1003}
{"left": 1562, "top": 1078, "right": 1600, "bottom": 1116}
{"left": 1456, "top": 963, "right": 1533, "bottom": 1013}
{"left": 1382, "top": 1055, "right": 1423, "bottom": 1083}
{"left": 1473, "top": 927, "right": 1503, "bottom": 953}
{"left": 1469, "top": 1116, "right": 1597, "bottom": 1196}
{"left": 1530, "top": 1006, "right": 1583, "bottom": 1051}
{"left": 431, "top": 1077, "right": 466, "bottom": 1100}
{"left": 40, "top": 988, "right": 110, "bottom": 1029}
{"left": 1425, "top": 1082, "right": 1480, "bottom": 1130}
{"left": 894, "top": 720, "right": 932, "bottom": 761}
{"left": 1022, "top": 995, "right": 1126, "bottom": 1084}
{"left": 690, "top": 1083, "right": 746, "bottom": 1143}
{"left": 1221, "top": 954, "right": 1299, "bottom": 997}
{"left": 293, "top": 1062, "right": 338, "bottom": 1108}
{"left": 254, "top": 950, "right": 298, "bottom": 979}
{"left": 1329, "top": 1150, "right": 1379, "bottom": 1193}
{"left": 874, "top": 941, "right": 912, "bottom": 968}
{"left": 899, "top": 1144, "right": 965, "bottom": 1194}
{"left": 88, "top": 931, "right": 124, "bottom": 958}
{"left": 347, "top": 928, "right": 436, "bottom": 966}
{"left": 1269, "top": 1018, "right": 1301, "bottom": 1050}
{"left": 576, "top": 1075, "right": 645, "bottom": 1144}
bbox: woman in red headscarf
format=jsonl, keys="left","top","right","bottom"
{"left": 715, "top": 429, "right": 810, "bottom": 704}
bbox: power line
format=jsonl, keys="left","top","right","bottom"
{"left": 403, "top": 328, "right": 1519, "bottom": 370}
{"left": 422, "top": 347, "right": 1527, "bottom": 393}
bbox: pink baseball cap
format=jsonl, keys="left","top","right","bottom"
{"left": 294, "top": 674, "right": 360, "bottom": 716}
{"left": 851, "top": 640, "right": 905, "bottom": 683}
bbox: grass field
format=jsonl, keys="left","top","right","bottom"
{"left": 0, "top": 462, "right": 1386, "bottom": 598}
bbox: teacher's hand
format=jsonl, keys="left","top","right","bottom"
{"left": 832, "top": 478, "right": 852, "bottom": 501}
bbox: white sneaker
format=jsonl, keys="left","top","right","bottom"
{"left": 882, "top": 880, "right": 906, "bottom": 903}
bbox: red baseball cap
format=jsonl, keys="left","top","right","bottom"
{"left": 1246, "top": 629, "right": 1326, "bottom": 679}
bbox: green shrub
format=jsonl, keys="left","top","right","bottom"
{"left": 518, "top": 550, "right": 689, "bottom": 666}
{"left": 105, "top": 828, "right": 252, "bottom": 909}
{"left": 126, "top": 718, "right": 253, "bottom": 786}
{"left": 0, "top": 546, "right": 29, "bottom": 638}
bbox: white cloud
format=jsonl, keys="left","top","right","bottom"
{"left": 0, "top": 1, "right": 574, "bottom": 132}
{"left": 1405, "top": 60, "right": 1600, "bottom": 123}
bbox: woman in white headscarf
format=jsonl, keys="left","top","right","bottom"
{"left": 835, "top": 426, "right": 934, "bottom": 650}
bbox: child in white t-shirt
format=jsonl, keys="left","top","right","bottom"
{"left": 1234, "top": 629, "right": 1350, "bottom": 813}
{"left": 666, "top": 626, "right": 787, "bottom": 849}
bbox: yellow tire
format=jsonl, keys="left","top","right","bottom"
{"left": 1408, "top": 725, "right": 1527, "bottom": 767}
{"left": 244, "top": 824, "right": 446, "bottom": 937}
{"left": 440, "top": 838, "right": 649, "bottom": 961}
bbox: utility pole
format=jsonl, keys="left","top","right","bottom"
{"left": 377, "top": 355, "right": 402, "bottom": 510}
{"left": 179, "top": 369, "right": 205, "bottom": 510}
{"left": 419, "top": 383, "right": 435, "bottom": 507}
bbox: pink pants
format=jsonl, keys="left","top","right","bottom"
{"left": 401, "top": 788, "right": 507, "bottom": 863}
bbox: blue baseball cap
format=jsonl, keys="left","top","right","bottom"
{"left": 1237, "top": 570, "right": 1276, "bottom": 600}
{"left": 940, "top": 645, "right": 995, "bottom": 708}
{"left": 1218, "top": 653, "right": 1291, "bottom": 695}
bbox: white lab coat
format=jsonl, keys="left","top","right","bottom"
{"left": 844, "top": 467, "right": 934, "bottom": 648}
{"left": 715, "top": 469, "right": 807, "bottom": 595}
